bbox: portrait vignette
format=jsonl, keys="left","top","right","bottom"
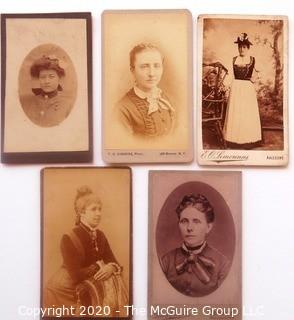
{"left": 1, "top": 13, "right": 92, "bottom": 163}
{"left": 102, "top": 10, "right": 193, "bottom": 163}
{"left": 156, "top": 181, "right": 236, "bottom": 298}
{"left": 18, "top": 43, "right": 78, "bottom": 128}
{"left": 197, "top": 14, "right": 288, "bottom": 166}
{"left": 41, "top": 167, "right": 132, "bottom": 319}
{"left": 148, "top": 171, "right": 242, "bottom": 319}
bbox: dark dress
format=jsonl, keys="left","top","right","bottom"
{"left": 44, "top": 223, "right": 128, "bottom": 315}
{"left": 161, "top": 243, "right": 230, "bottom": 297}
{"left": 61, "top": 224, "right": 118, "bottom": 283}
{"left": 233, "top": 55, "right": 255, "bottom": 80}
{"left": 117, "top": 88, "right": 175, "bottom": 136}
{"left": 20, "top": 87, "right": 73, "bottom": 127}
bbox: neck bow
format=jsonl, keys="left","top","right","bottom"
{"left": 175, "top": 242, "right": 216, "bottom": 284}
{"left": 134, "top": 86, "right": 175, "bottom": 115}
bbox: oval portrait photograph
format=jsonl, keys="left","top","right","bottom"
{"left": 18, "top": 43, "right": 77, "bottom": 127}
{"left": 156, "top": 181, "right": 236, "bottom": 297}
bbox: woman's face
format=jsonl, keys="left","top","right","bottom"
{"left": 132, "top": 49, "right": 163, "bottom": 92}
{"left": 238, "top": 45, "right": 249, "bottom": 57}
{"left": 81, "top": 201, "right": 102, "bottom": 228}
{"left": 39, "top": 69, "right": 60, "bottom": 93}
{"left": 178, "top": 206, "right": 213, "bottom": 247}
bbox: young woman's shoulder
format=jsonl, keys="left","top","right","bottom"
{"left": 116, "top": 89, "right": 134, "bottom": 107}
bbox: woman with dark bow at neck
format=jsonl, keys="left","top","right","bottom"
{"left": 223, "top": 33, "right": 262, "bottom": 149}
{"left": 117, "top": 43, "right": 175, "bottom": 137}
{"left": 161, "top": 194, "right": 230, "bottom": 297}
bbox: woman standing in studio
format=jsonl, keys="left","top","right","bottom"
{"left": 223, "top": 33, "right": 262, "bottom": 149}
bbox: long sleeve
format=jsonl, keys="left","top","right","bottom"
{"left": 61, "top": 234, "right": 99, "bottom": 283}
{"left": 60, "top": 226, "right": 121, "bottom": 284}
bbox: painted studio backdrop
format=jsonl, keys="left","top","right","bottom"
{"left": 202, "top": 17, "right": 285, "bottom": 150}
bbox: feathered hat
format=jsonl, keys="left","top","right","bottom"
{"left": 234, "top": 33, "right": 253, "bottom": 46}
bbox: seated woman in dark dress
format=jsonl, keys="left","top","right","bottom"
{"left": 161, "top": 194, "right": 230, "bottom": 297}
{"left": 117, "top": 43, "right": 175, "bottom": 137}
{"left": 44, "top": 186, "right": 128, "bottom": 316}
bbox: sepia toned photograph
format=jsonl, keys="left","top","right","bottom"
{"left": 149, "top": 171, "right": 242, "bottom": 319}
{"left": 102, "top": 10, "right": 193, "bottom": 163}
{"left": 18, "top": 44, "right": 77, "bottom": 128}
{"left": 198, "top": 15, "right": 288, "bottom": 166}
{"left": 1, "top": 13, "right": 92, "bottom": 163}
{"left": 41, "top": 167, "right": 132, "bottom": 319}
{"left": 117, "top": 43, "right": 175, "bottom": 137}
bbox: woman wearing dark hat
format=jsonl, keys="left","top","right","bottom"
{"left": 20, "top": 55, "right": 73, "bottom": 127}
{"left": 223, "top": 33, "right": 262, "bottom": 148}
{"left": 44, "top": 186, "right": 128, "bottom": 316}
{"left": 117, "top": 43, "right": 175, "bottom": 137}
{"left": 160, "top": 194, "right": 230, "bottom": 297}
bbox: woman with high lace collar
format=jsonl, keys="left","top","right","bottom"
{"left": 161, "top": 194, "right": 230, "bottom": 297}
{"left": 116, "top": 43, "right": 175, "bottom": 137}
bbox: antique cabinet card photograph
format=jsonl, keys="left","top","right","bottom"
{"left": 148, "top": 171, "right": 242, "bottom": 319}
{"left": 1, "top": 13, "right": 92, "bottom": 163}
{"left": 102, "top": 10, "right": 193, "bottom": 163}
{"left": 197, "top": 15, "right": 288, "bottom": 166}
{"left": 41, "top": 167, "right": 132, "bottom": 319}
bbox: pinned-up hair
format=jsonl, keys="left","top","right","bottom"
{"left": 129, "top": 43, "right": 163, "bottom": 69}
{"left": 74, "top": 186, "right": 102, "bottom": 225}
{"left": 176, "top": 194, "right": 215, "bottom": 223}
